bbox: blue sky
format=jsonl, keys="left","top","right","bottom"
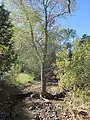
{"left": 0, "top": 0, "right": 90, "bottom": 38}
{"left": 0, "top": 0, "right": 2, "bottom": 4}
{"left": 60, "top": 0, "right": 90, "bottom": 37}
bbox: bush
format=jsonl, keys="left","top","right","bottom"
{"left": 16, "top": 73, "right": 34, "bottom": 86}
{"left": 5, "top": 64, "right": 34, "bottom": 86}
{"left": 55, "top": 38, "right": 90, "bottom": 91}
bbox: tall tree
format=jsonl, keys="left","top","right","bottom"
{"left": 28, "top": 0, "right": 75, "bottom": 96}
{"left": 0, "top": 5, "right": 16, "bottom": 76}
{"left": 5, "top": 0, "right": 75, "bottom": 97}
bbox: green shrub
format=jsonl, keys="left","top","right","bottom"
{"left": 5, "top": 63, "right": 34, "bottom": 86}
{"left": 16, "top": 73, "right": 34, "bottom": 86}
{"left": 5, "top": 64, "right": 20, "bottom": 85}
{"left": 55, "top": 38, "right": 90, "bottom": 91}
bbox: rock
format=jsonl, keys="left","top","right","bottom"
{"left": 50, "top": 114, "right": 55, "bottom": 118}
{"left": 78, "top": 110, "right": 88, "bottom": 116}
{"left": 31, "top": 93, "right": 40, "bottom": 99}
{"left": 29, "top": 107, "right": 33, "bottom": 110}
{"left": 34, "top": 114, "right": 40, "bottom": 120}
{"left": 55, "top": 118, "right": 59, "bottom": 120}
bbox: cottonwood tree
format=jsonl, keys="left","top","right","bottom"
{"left": 5, "top": 0, "right": 75, "bottom": 97}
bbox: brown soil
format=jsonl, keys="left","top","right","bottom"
{"left": 0, "top": 81, "right": 90, "bottom": 120}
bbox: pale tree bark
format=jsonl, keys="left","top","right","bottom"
{"left": 6, "top": 0, "right": 73, "bottom": 98}
{"left": 41, "top": 0, "right": 72, "bottom": 97}
{"left": 41, "top": 0, "right": 48, "bottom": 96}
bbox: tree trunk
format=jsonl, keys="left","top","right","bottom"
{"left": 41, "top": 61, "right": 46, "bottom": 96}
{"left": 41, "top": 0, "right": 48, "bottom": 97}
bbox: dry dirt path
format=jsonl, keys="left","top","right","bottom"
{"left": 0, "top": 81, "right": 90, "bottom": 120}
{"left": 11, "top": 82, "right": 90, "bottom": 120}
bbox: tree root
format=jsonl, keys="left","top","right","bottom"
{"left": 41, "top": 90, "right": 68, "bottom": 100}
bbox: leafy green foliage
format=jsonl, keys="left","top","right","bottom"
{"left": 5, "top": 0, "right": 41, "bottom": 75}
{"left": 0, "top": 5, "right": 17, "bottom": 75}
{"left": 16, "top": 39, "right": 40, "bottom": 75}
{"left": 6, "top": 64, "right": 34, "bottom": 86}
{"left": 55, "top": 37, "right": 90, "bottom": 91}
{"left": 15, "top": 73, "right": 34, "bottom": 86}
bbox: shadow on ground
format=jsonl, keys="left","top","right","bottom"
{"left": 0, "top": 80, "right": 31, "bottom": 120}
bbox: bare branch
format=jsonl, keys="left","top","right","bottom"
{"left": 48, "top": 2, "right": 57, "bottom": 22}
{"left": 46, "top": 0, "right": 48, "bottom": 5}
{"left": 19, "top": 2, "right": 42, "bottom": 60}
{"left": 49, "top": 10, "right": 68, "bottom": 23}
{"left": 35, "top": 40, "right": 44, "bottom": 52}
{"left": 67, "top": 0, "right": 71, "bottom": 13}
